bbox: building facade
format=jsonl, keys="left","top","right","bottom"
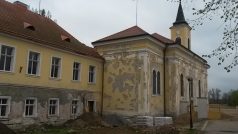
{"left": 0, "top": 1, "right": 209, "bottom": 127}
{"left": 0, "top": 1, "right": 103, "bottom": 127}
{"left": 92, "top": 2, "right": 209, "bottom": 118}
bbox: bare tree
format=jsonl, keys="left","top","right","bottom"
{"left": 209, "top": 88, "right": 221, "bottom": 103}
{"left": 168, "top": 0, "right": 238, "bottom": 72}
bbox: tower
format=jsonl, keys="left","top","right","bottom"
{"left": 170, "top": 1, "right": 192, "bottom": 49}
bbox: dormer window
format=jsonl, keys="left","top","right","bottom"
{"left": 24, "top": 22, "right": 35, "bottom": 31}
{"left": 61, "top": 35, "right": 71, "bottom": 42}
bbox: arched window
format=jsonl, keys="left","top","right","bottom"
{"left": 180, "top": 74, "right": 184, "bottom": 96}
{"left": 157, "top": 71, "right": 160, "bottom": 95}
{"left": 198, "top": 80, "right": 201, "bottom": 98}
{"left": 152, "top": 70, "right": 157, "bottom": 95}
{"left": 175, "top": 37, "right": 181, "bottom": 45}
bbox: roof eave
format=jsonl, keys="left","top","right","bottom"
{"left": 167, "top": 44, "right": 209, "bottom": 66}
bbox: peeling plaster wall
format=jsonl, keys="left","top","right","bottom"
{"left": 146, "top": 41, "right": 165, "bottom": 116}
{"left": 0, "top": 84, "right": 101, "bottom": 127}
{"left": 95, "top": 40, "right": 165, "bottom": 116}
{"left": 165, "top": 47, "right": 208, "bottom": 117}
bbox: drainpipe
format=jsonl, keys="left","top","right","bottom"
{"left": 163, "top": 46, "right": 167, "bottom": 116}
{"left": 100, "top": 59, "right": 105, "bottom": 117}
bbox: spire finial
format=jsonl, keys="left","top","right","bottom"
{"left": 173, "top": 0, "right": 188, "bottom": 25}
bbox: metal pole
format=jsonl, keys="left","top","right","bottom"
{"left": 39, "top": 0, "right": 41, "bottom": 14}
{"left": 136, "top": 0, "right": 139, "bottom": 25}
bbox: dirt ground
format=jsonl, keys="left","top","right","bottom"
{"left": 13, "top": 113, "right": 201, "bottom": 134}
{"left": 0, "top": 123, "right": 16, "bottom": 134}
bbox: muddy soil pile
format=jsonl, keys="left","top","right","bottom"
{"left": 0, "top": 123, "right": 16, "bottom": 134}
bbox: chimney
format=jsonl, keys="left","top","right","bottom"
{"left": 14, "top": 1, "right": 29, "bottom": 10}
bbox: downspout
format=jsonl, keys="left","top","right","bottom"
{"left": 100, "top": 59, "right": 105, "bottom": 117}
{"left": 163, "top": 45, "right": 167, "bottom": 116}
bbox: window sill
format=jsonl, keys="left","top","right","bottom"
{"left": 0, "top": 117, "right": 9, "bottom": 121}
{"left": 24, "top": 115, "right": 38, "bottom": 118}
{"left": 47, "top": 115, "right": 59, "bottom": 118}
{"left": 70, "top": 114, "right": 79, "bottom": 117}
{"left": 71, "top": 80, "right": 81, "bottom": 83}
{"left": 0, "top": 70, "right": 14, "bottom": 74}
{"left": 88, "top": 82, "right": 96, "bottom": 85}
{"left": 26, "top": 74, "right": 40, "bottom": 78}
{"left": 49, "top": 77, "right": 61, "bottom": 81}
{"left": 152, "top": 94, "right": 161, "bottom": 97}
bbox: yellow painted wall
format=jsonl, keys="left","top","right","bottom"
{"left": 96, "top": 39, "right": 165, "bottom": 116}
{"left": 0, "top": 34, "right": 103, "bottom": 92}
{"left": 170, "top": 24, "right": 191, "bottom": 49}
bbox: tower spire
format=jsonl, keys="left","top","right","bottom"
{"left": 173, "top": 0, "right": 188, "bottom": 25}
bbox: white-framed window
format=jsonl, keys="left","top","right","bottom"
{"left": 71, "top": 100, "right": 79, "bottom": 115}
{"left": 0, "top": 45, "right": 15, "bottom": 72}
{"left": 0, "top": 97, "right": 11, "bottom": 118}
{"left": 72, "top": 62, "right": 81, "bottom": 81}
{"left": 48, "top": 98, "right": 59, "bottom": 116}
{"left": 50, "top": 57, "right": 61, "bottom": 79}
{"left": 88, "top": 65, "right": 96, "bottom": 83}
{"left": 152, "top": 70, "right": 160, "bottom": 95}
{"left": 24, "top": 98, "right": 37, "bottom": 117}
{"left": 27, "top": 51, "right": 40, "bottom": 75}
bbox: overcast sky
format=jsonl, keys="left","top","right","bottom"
{"left": 6, "top": 0, "right": 238, "bottom": 92}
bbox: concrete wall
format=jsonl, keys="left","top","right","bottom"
{"left": 197, "top": 98, "right": 208, "bottom": 119}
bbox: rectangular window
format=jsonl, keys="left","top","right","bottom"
{"left": 152, "top": 70, "right": 157, "bottom": 95}
{"left": 49, "top": 98, "right": 59, "bottom": 116}
{"left": 50, "top": 57, "right": 61, "bottom": 78}
{"left": 27, "top": 51, "right": 40, "bottom": 75}
{"left": 71, "top": 100, "right": 79, "bottom": 115}
{"left": 24, "top": 98, "right": 37, "bottom": 117}
{"left": 152, "top": 70, "right": 160, "bottom": 95}
{"left": 0, "top": 45, "right": 15, "bottom": 72}
{"left": 0, "top": 97, "right": 10, "bottom": 118}
{"left": 190, "top": 79, "right": 194, "bottom": 97}
{"left": 72, "top": 62, "right": 80, "bottom": 81}
{"left": 88, "top": 65, "right": 96, "bottom": 83}
{"left": 157, "top": 71, "right": 160, "bottom": 95}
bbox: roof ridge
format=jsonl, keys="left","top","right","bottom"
{"left": 93, "top": 25, "right": 149, "bottom": 44}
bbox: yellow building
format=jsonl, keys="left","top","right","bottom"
{"left": 0, "top": 1, "right": 103, "bottom": 127}
{"left": 0, "top": 0, "right": 209, "bottom": 127}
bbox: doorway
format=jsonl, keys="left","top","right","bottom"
{"left": 88, "top": 101, "right": 95, "bottom": 112}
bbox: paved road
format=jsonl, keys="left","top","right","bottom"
{"left": 204, "top": 120, "right": 238, "bottom": 134}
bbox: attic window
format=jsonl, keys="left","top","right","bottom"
{"left": 61, "top": 35, "right": 71, "bottom": 42}
{"left": 24, "top": 22, "right": 35, "bottom": 31}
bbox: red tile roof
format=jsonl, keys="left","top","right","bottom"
{"left": 151, "top": 33, "right": 174, "bottom": 44}
{"left": 93, "top": 26, "right": 150, "bottom": 43}
{"left": 92, "top": 26, "right": 174, "bottom": 45}
{"left": 0, "top": 0, "right": 102, "bottom": 59}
